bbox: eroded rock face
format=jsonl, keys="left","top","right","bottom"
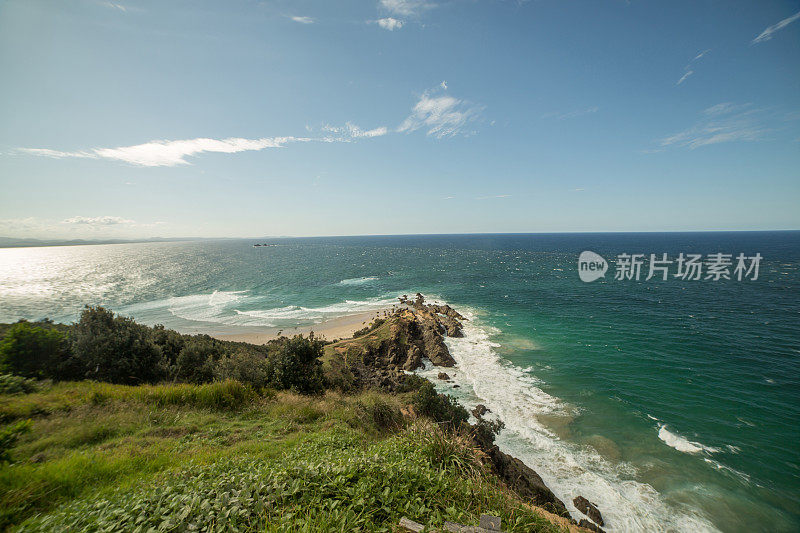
{"left": 578, "top": 519, "right": 606, "bottom": 533}
{"left": 573, "top": 496, "right": 604, "bottom": 526}
{"left": 485, "top": 446, "right": 570, "bottom": 518}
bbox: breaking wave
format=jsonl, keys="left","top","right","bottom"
{"left": 416, "top": 304, "right": 720, "bottom": 532}
{"left": 118, "top": 291, "right": 397, "bottom": 328}
{"left": 338, "top": 276, "right": 379, "bottom": 285}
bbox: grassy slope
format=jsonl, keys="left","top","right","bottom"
{"left": 0, "top": 381, "right": 565, "bottom": 532}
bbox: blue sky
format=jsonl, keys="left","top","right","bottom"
{"left": 0, "top": 0, "right": 798, "bottom": 239}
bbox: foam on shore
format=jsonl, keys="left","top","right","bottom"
{"left": 417, "top": 303, "right": 720, "bottom": 533}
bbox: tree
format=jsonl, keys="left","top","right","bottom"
{"left": 72, "top": 306, "right": 166, "bottom": 384}
{"left": 0, "top": 321, "right": 71, "bottom": 379}
{"left": 266, "top": 334, "right": 326, "bottom": 394}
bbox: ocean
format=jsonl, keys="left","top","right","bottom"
{"left": 1, "top": 232, "right": 798, "bottom": 532}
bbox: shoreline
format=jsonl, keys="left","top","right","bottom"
{"left": 210, "top": 307, "right": 394, "bottom": 344}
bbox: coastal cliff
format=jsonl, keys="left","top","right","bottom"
{"left": 323, "top": 294, "right": 605, "bottom": 531}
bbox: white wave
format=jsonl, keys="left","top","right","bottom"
{"left": 418, "top": 306, "right": 719, "bottom": 533}
{"left": 119, "top": 292, "right": 397, "bottom": 328}
{"left": 658, "top": 425, "right": 720, "bottom": 455}
{"left": 338, "top": 276, "right": 379, "bottom": 285}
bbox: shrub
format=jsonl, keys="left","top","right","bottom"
{"left": 266, "top": 334, "right": 326, "bottom": 394}
{"left": 71, "top": 306, "right": 166, "bottom": 385}
{"left": 173, "top": 339, "right": 216, "bottom": 384}
{"left": 0, "top": 322, "right": 71, "bottom": 379}
{"left": 0, "top": 419, "right": 31, "bottom": 463}
{"left": 0, "top": 374, "right": 38, "bottom": 395}
{"left": 396, "top": 373, "right": 427, "bottom": 393}
{"left": 412, "top": 380, "right": 469, "bottom": 431}
{"left": 472, "top": 417, "right": 505, "bottom": 449}
{"left": 214, "top": 351, "right": 271, "bottom": 390}
{"left": 355, "top": 392, "right": 403, "bottom": 432}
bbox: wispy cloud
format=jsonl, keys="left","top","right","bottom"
{"left": 321, "top": 122, "right": 388, "bottom": 139}
{"left": 379, "top": 0, "right": 433, "bottom": 17}
{"left": 542, "top": 106, "right": 599, "bottom": 120}
{"left": 20, "top": 137, "right": 311, "bottom": 167}
{"left": 676, "top": 49, "right": 710, "bottom": 86}
{"left": 476, "top": 194, "right": 511, "bottom": 200}
{"left": 399, "top": 84, "right": 484, "bottom": 138}
{"left": 376, "top": 17, "right": 403, "bottom": 30}
{"left": 752, "top": 10, "right": 800, "bottom": 44}
{"left": 101, "top": 1, "right": 127, "bottom": 12}
{"left": 289, "top": 15, "right": 314, "bottom": 24}
{"left": 659, "top": 103, "right": 767, "bottom": 149}
{"left": 61, "top": 216, "right": 135, "bottom": 226}
{"left": 676, "top": 71, "right": 693, "bottom": 85}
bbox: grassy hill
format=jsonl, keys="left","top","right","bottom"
{"left": 0, "top": 379, "right": 570, "bottom": 532}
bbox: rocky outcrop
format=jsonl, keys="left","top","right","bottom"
{"left": 573, "top": 496, "right": 604, "bottom": 527}
{"left": 472, "top": 404, "right": 490, "bottom": 418}
{"left": 578, "top": 519, "right": 606, "bottom": 533}
{"left": 485, "top": 446, "right": 570, "bottom": 517}
{"left": 331, "top": 294, "right": 576, "bottom": 525}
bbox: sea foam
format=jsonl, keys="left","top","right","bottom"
{"left": 417, "top": 305, "right": 720, "bottom": 533}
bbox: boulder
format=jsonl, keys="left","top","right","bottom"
{"left": 578, "top": 519, "right": 606, "bottom": 533}
{"left": 438, "top": 372, "right": 451, "bottom": 380}
{"left": 487, "top": 446, "right": 569, "bottom": 517}
{"left": 472, "top": 404, "right": 490, "bottom": 418}
{"left": 573, "top": 496, "right": 604, "bottom": 526}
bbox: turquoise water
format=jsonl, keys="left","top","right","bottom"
{"left": 0, "top": 233, "right": 798, "bottom": 532}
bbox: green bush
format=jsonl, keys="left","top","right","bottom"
{"left": 412, "top": 380, "right": 469, "bottom": 431}
{"left": 0, "top": 374, "right": 38, "bottom": 395}
{"left": 214, "top": 351, "right": 271, "bottom": 390}
{"left": 71, "top": 307, "right": 166, "bottom": 385}
{"left": 355, "top": 392, "right": 404, "bottom": 432}
{"left": 0, "top": 322, "right": 71, "bottom": 379}
{"left": 0, "top": 419, "right": 31, "bottom": 463}
{"left": 173, "top": 339, "right": 217, "bottom": 384}
{"left": 266, "top": 335, "right": 326, "bottom": 394}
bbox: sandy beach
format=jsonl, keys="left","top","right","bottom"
{"left": 211, "top": 307, "right": 394, "bottom": 344}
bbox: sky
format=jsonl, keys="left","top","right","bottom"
{"left": 0, "top": 0, "right": 798, "bottom": 239}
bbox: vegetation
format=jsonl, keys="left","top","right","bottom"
{"left": 0, "top": 312, "right": 563, "bottom": 532}
{"left": 0, "top": 381, "right": 558, "bottom": 532}
{"left": 0, "top": 307, "right": 326, "bottom": 394}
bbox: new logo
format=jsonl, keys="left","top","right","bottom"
{"left": 578, "top": 251, "right": 608, "bottom": 282}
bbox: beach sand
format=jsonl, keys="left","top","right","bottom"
{"left": 211, "top": 308, "right": 393, "bottom": 344}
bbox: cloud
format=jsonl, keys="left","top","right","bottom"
{"left": 676, "top": 71, "right": 693, "bottom": 85}
{"left": 676, "top": 49, "right": 710, "bottom": 86}
{"left": 321, "top": 122, "right": 388, "bottom": 139}
{"left": 20, "top": 136, "right": 309, "bottom": 167}
{"left": 399, "top": 86, "right": 484, "bottom": 138}
{"left": 542, "top": 106, "right": 599, "bottom": 120}
{"left": 752, "top": 10, "right": 800, "bottom": 43}
{"left": 377, "top": 17, "right": 403, "bottom": 30}
{"left": 659, "top": 103, "right": 767, "bottom": 149}
{"left": 101, "top": 2, "right": 127, "bottom": 12}
{"left": 476, "top": 194, "right": 511, "bottom": 200}
{"left": 289, "top": 15, "right": 314, "bottom": 24}
{"left": 379, "top": 0, "right": 432, "bottom": 17}
{"left": 61, "top": 216, "right": 136, "bottom": 226}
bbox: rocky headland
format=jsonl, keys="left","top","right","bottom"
{"left": 324, "top": 294, "right": 606, "bottom": 532}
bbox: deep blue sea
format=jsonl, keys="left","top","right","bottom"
{"left": 1, "top": 232, "right": 798, "bottom": 532}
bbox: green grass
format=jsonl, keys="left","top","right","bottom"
{"left": 0, "top": 381, "right": 563, "bottom": 532}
